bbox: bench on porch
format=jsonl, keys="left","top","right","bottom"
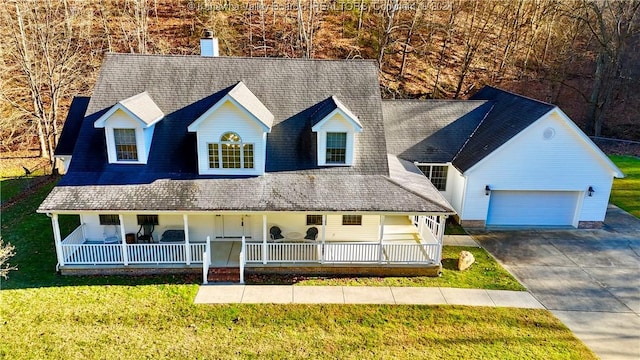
{"left": 159, "top": 229, "right": 185, "bottom": 243}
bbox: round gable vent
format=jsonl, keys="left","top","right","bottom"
{"left": 543, "top": 127, "right": 555, "bottom": 140}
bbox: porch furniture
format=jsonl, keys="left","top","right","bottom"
{"left": 304, "top": 227, "right": 318, "bottom": 241}
{"left": 125, "top": 233, "right": 136, "bottom": 244}
{"left": 159, "top": 229, "right": 186, "bottom": 243}
{"left": 137, "top": 224, "right": 155, "bottom": 243}
{"left": 286, "top": 232, "right": 303, "bottom": 241}
{"left": 269, "top": 226, "right": 284, "bottom": 241}
{"left": 103, "top": 225, "right": 121, "bottom": 244}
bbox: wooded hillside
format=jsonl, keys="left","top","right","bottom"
{"left": 1, "top": 0, "right": 638, "bottom": 166}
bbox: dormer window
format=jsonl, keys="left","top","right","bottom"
{"left": 114, "top": 129, "right": 138, "bottom": 161}
{"left": 311, "top": 96, "right": 363, "bottom": 167}
{"left": 208, "top": 132, "right": 254, "bottom": 169}
{"left": 326, "top": 132, "right": 347, "bottom": 164}
{"left": 188, "top": 82, "right": 273, "bottom": 176}
{"left": 93, "top": 91, "right": 164, "bottom": 165}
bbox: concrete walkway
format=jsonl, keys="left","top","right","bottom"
{"left": 195, "top": 285, "right": 543, "bottom": 308}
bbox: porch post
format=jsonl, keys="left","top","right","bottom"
{"left": 378, "top": 215, "right": 385, "bottom": 263}
{"left": 51, "top": 213, "right": 65, "bottom": 266}
{"left": 262, "top": 214, "right": 267, "bottom": 264}
{"left": 183, "top": 214, "right": 191, "bottom": 265}
{"left": 119, "top": 214, "right": 128, "bottom": 266}
{"left": 321, "top": 214, "right": 326, "bottom": 264}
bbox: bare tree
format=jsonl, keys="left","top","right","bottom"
{"left": 1, "top": 0, "right": 89, "bottom": 168}
{"left": 579, "top": 0, "right": 640, "bottom": 136}
{"left": 0, "top": 238, "right": 17, "bottom": 280}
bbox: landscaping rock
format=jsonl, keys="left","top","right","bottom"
{"left": 458, "top": 251, "right": 475, "bottom": 271}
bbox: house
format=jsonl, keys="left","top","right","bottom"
{"left": 38, "top": 35, "right": 622, "bottom": 280}
{"left": 383, "top": 89, "right": 623, "bottom": 228}
{"left": 37, "top": 36, "right": 454, "bottom": 280}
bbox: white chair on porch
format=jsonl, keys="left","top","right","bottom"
{"left": 103, "top": 225, "right": 121, "bottom": 244}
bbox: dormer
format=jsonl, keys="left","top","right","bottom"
{"left": 188, "top": 82, "right": 273, "bottom": 175}
{"left": 311, "top": 96, "right": 363, "bottom": 166}
{"left": 94, "top": 92, "right": 163, "bottom": 164}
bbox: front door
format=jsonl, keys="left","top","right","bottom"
{"left": 215, "top": 215, "right": 251, "bottom": 239}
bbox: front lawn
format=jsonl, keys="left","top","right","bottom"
{"left": 0, "top": 178, "right": 594, "bottom": 359}
{"left": 609, "top": 155, "right": 640, "bottom": 218}
{"left": 1, "top": 286, "right": 595, "bottom": 360}
{"left": 292, "top": 246, "right": 525, "bottom": 290}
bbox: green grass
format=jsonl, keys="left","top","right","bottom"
{"left": 0, "top": 178, "right": 594, "bottom": 359}
{"left": 294, "top": 246, "right": 525, "bottom": 290}
{"left": 609, "top": 155, "right": 640, "bottom": 218}
{"left": 0, "top": 287, "right": 595, "bottom": 359}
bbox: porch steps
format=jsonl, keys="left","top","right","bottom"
{"left": 207, "top": 267, "right": 240, "bottom": 283}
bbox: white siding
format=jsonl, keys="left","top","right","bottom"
{"left": 188, "top": 215, "right": 214, "bottom": 243}
{"left": 324, "top": 215, "right": 380, "bottom": 241}
{"left": 315, "top": 113, "right": 358, "bottom": 166}
{"left": 102, "top": 109, "right": 154, "bottom": 164}
{"left": 462, "top": 110, "right": 615, "bottom": 224}
{"left": 448, "top": 167, "right": 466, "bottom": 217}
{"left": 195, "top": 101, "right": 267, "bottom": 175}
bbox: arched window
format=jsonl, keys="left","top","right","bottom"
{"left": 208, "top": 132, "right": 254, "bottom": 169}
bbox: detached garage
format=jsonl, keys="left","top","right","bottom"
{"left": 487, "top": 191, "right": 581, "bottom": 227}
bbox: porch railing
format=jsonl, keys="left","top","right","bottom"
{"left": 244, "top": 242, "right": 438, "bottom": 265}
{"left": 59, "top": 225, "right": 208, "bottom": 266}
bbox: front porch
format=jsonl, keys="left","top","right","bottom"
{"left": 51, "top": 213, "right": 446, "bottom": 279}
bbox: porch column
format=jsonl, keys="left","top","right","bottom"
{"left": 183, "top": 214, "right": 191, "bottom": 265}
{"left": 378, "top": 215, "right": 385, "bottom": 263}
{"left": 418, "top": 216, "right": 425, "bottom": 239}
{"left": 51, "top": 213, "right": 64, "bottom": 266}
{"left": 262, "top": 214, "right": 267, "bottom": 264}
{"left": 119, "top": 214, "right": 128, "bottom": 266}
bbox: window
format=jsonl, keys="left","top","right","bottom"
{"left": 99, "top": 214, "right": 120, "bottom": 225}
{"left": 307, "top": 215, "right": 323, "bottom": 225}
{"left": 342, "top": 215, "right": 362, "bottom": 225}
{"left": 417, "top": 165, "right": 448, "bottom": 191}
{"left": 326, "top": 132, "right": 347, "bottom": 164}
{"left": 208, "top": 132, "right": 254, "bottom": 169}
{"left": 137, "top": 215, "right": 159, "bottom": 225}
{"left": 113, "top": 129, "right": 138, "bottom": 161}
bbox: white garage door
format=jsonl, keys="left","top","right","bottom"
{"left": 487, "top": 191, "right": 580, "bottom": 226}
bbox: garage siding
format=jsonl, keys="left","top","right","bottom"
{"left": 460, "top": 110, "right": 615, "bottom": 225}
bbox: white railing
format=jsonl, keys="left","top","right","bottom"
{"left": 202, "top": 236, "right": 211, "bottom": 284}
{"left": 324, "top": 243, "right": 380, "bottom": 263}
{"left": 190, "top": 243, "right": 206, "bottom": 263}
{"left": 245, "top": 243, "right": 263, "bottom": 263}
{"left": 61, "top": 225, "right": 85, "bottom": 245}
{"left": 126, "top": 244, "right": 186, "bottom": 264}
{"left": 62, "top": 244, "right": 123, "bottom": 264}
{"left": 383, "top": 244, "right": 439, "bottom": 264}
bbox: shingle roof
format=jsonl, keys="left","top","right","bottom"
{"left": 54, "top": 96, "right": 90, "bottom": 156}
{"left": 453, "top": 86, "right": 555, "bottom": 172}
{"left": 39, "top": 173, "right": 453, "bottom": 213}
{"left": 117, "top": 91, "right": 164, "bottom": 127}
{"left": 382, "top": 100, "right": 492, "bottom": 163}
{"left": 310, "top": 96, "right": 362, "bottom": 129}
{"left": 66, "top": 54, "right": 388, "bottom": 180}
{"left": 222, "top": 81, "right": 274, "bottom": 130}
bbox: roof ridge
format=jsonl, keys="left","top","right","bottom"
{"left": 479, "top": 85, "right": 555, "bottom": 107}
{"left": 381, "top": 99, "right": 488, "bottom": 103}
{"left": 451, "top": 102, "right": 496, "bottom": 166}
{"left": 105, "top": 52, "right": 378, "bottom": 64}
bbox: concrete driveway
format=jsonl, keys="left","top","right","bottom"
{"left": 472, "top": 205, "right": 640, "bottom": 360}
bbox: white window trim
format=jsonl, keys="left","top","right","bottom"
{"left": 415, "top": 163, "right": 449, "bottom": 191}
{"left": 105, "top": 127, "right": 147, "bottom": 164}
{"left": 316, "top": 130, "right": 356, "bottom": 166}
{"left": 207, "top": 133, "right": 255, "bottom": 170}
